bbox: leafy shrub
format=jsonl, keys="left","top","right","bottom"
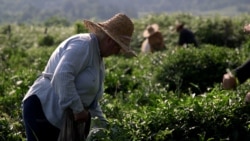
{"left": 0, "top": 118, "right": 24, "bottom": 141}
{"left": 155, "top": 45, "right": 242, "bottom": 94}
{"left": 38, "top": 34, "right": 54, "bottom": 46}
{"left": 74, "top": 21, "right": 88, "bottom": 34}
{"left": 94, "top": 87, "right": 250, "bottom": 141}
{"left": 2, "top": 13, "right": 250, "bottom": 141}
{"left": 195, "top": 17, "right": 247, "bottom": 48}
{"left": 0, "top": 24, "right": 11, "bottom": 35}
{"left": 104, "top": 56, "right": 139, "bottom": 96}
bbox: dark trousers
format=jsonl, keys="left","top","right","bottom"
{"left": 22, "top": 95, "right": 60, "bottom": 141}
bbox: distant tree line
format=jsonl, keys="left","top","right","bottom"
{"left": 0, "top": 0, "right": 250, "bottom": 24}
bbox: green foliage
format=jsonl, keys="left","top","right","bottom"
{"left": 74, "top": 21, "right": 88, "bottom": 34}
{"left": 1, "top": 0, "right": 250, "bottom": 24}
{"left": 2, "top": 13, "right": 250, "bottom": 140}
{"left": 38, "top": 34, "right": 55, "bottom": 46}
{"left": 0, "top": 118, "right": 23, "bottom": 141}
{"left": 133, "top": 13, "right": 250, "bottom": 51}
{"left": 155, "top": 45, "right": 243, "bottom": 94}
{"left": 195, "top": 17, "right": 247, "bottom": 48}
{"left": 44, "top": 16, "right": 70, "bottom": 27}
{"left": 0, "top": 24, "right": 11, "bottom": 35}
{"left": 90, "top": 87, "right": 250, "bottom": 141}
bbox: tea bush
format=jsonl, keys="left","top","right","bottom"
{"left": 1, "top": 13, "right": 250, "bottom": 140}
{"left": 155, "top": 45, "right": 243, "bottom": 94}
{"left": 96, "top": 85, "right": 250, "bottom": 141}
{"left": 74, "top": 21, "right": 89, "bottom": 34}
{"left": 195, "top": 17, "right": 247, "bottom": 48}
{"left": 38, "top": 34, "right": 55, "bottom": 46}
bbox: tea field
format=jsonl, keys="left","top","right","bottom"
{"left": 1, "top": 13, "right": 250, "bottom": 141}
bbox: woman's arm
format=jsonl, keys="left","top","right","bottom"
{"left": 52, "top": 39, "right": 89, "bottom": 114}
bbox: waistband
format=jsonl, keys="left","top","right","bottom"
{"left": 41, "top": 72, "right": 53, "bottom": 80}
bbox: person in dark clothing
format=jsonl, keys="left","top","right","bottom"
{"left": 176, "top": 23, "right": 198, "bottom": 47}
{"left": 222, "top": 60, "right": 250, "bottom": 90}
{"left": 222, "top": 23, "right": 250, "bottom": 90}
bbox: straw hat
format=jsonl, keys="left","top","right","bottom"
{"left": 175, "top": 21, "right": 185, "bottom": 32}
{"left": 83, "top": 13, "right": 136, "bottom": 56}
{"left": 143, "top": 24, "right": 159, "bottom": 38}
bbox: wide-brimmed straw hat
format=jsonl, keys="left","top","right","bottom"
{"left": 175, "top": 21, "right": 185, "bottom": 32}
{"left": 83, "top": 13, "right": 136, "bottom": 56}
{"left": 143, "top": 24, "right": 159, "bottom": 38}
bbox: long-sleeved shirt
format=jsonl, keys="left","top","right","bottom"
{"left": 234, "top": 59, "right": 250, "bottom": 84}
{"left": 23, "top": 33, "right": 106, "bottom": 128}
{"left": 178, "top": 28, "right": 198, "bottom": 47}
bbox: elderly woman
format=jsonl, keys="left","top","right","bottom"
{"left": 141, "top": 23, "right": 165, "bottom": 53}
{"left": 22, "top": 13, "right": 136, "bottom": 141}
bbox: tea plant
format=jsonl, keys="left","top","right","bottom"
{"left": 1, "top": 13, "right": 250, "bottom": 140}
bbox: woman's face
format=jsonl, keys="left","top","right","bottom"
{"left": 100, "top": 37, "right": 121, "bottom": 57}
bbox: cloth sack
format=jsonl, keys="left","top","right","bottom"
{"left": 57, "top": 108, "right": 91, "bottom": 141}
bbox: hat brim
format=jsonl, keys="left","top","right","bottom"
{"left": 84, "top": 20, "right": 137, "bottom": 57}
{"left": 143, "top": 24, "right": 159, "bottom": 38}
{"left": 143, "top": 31, "right": 158, "bottom": 38}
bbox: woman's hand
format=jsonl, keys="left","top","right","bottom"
{"left": 244, "top": 24, "right": 250, "bottom": 33}
{"left": 222, "top": 73, "right": 237, "bottom": 90}
{"left": 74, "top": 110, "right": 89, "bottom": 122}
{"left": 245, "top": 92, "right": 250, "bottom": 104}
